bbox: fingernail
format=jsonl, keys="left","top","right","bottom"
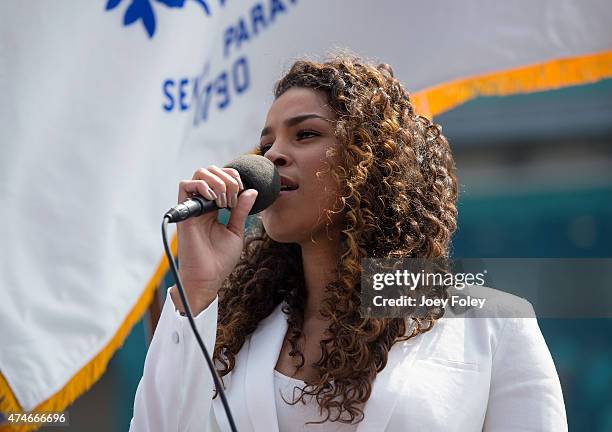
{"left": 207, "top": 186, "right": 218, "bottom": 200}
{"left": 218, "top": 192, "right": 227, "bottom": 208}
{"left": 231, "top": 192, "right": 238, "bottom": 208}
{"left": 236, "top": 177, "right": 244, "bottom": 191}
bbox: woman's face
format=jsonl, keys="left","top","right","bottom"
{"left": 260, "top": 87, "right": 343, "bottom": 245}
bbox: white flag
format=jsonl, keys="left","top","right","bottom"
{"left": 1, "top": 0, "right": 611, "bottom": 420}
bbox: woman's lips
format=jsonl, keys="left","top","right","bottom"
{"left": 278, "top": 187, "right": 298, "bottom": 197}
{"left": 280, "top": 175, "right": 299, "bottom": 190}
{"left": 278, "top": 175, "right": 299, "bottom": 199}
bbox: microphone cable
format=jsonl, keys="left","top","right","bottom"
{"left": 161, "top": 216, "right": 238, "bottom": 432}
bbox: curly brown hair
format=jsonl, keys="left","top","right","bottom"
{"left": 213, "top": 53, "right": 458, "bottom": 425}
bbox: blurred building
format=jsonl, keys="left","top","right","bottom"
{"left": 441, "top": 78, "right": 612, "bottom": 432}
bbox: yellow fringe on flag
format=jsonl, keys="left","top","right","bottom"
{"left": 2, "top": 49, "right": 612, "bottom": 432}
{"left": 0, "top": 236, "right": 178, "bottom": 432}
{"left": 411, "top": 49, "right": 612, "bottom": 118}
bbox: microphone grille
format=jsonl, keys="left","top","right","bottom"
{"left": 224, "top": 154, "right": 280, "bottom": 214}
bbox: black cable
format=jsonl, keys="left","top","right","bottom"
{"left": 161, "top": 216, "right": 238, "bottom": 432}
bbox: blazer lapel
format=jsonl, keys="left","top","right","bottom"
{"left": 355, "top": 326, "right": 427, "bottom": 432}
{"left": 244, "top": 302, "right": 288, "bottom": 432}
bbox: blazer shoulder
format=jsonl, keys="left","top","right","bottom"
{"left": 443, "top": 284, "right": 536, "bottom": 320}
{"left": 419, "top": 285, "right": 538, "bottom": 365}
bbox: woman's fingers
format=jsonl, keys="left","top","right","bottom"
{"left": 178, "top": 166, "right": 245, "bottom": 209}
{"left": 193, "top": 167, "right": 228, "bottom": 208}
{"left": 209, "top": 165, "right": 241, "bottom": 208}
{"left": 178, "top": 180, "right": 218, "bottom": 202}
{"left": 223, "top": 167, "right": 245, "bottom": 192}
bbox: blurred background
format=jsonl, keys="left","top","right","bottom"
{"left": 43, "top": 78, "right": 612, "bottom": 431}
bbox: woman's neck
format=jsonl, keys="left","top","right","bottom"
{"left": 299, "top": 235, "right": 339, "bottom": 321}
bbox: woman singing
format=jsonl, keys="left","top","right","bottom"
{"left": 130, "top": 54, "right": 567, "bottom": 431}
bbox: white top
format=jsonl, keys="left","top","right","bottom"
{"left": 273, "top": 369, "right": 358, "bottom": 432}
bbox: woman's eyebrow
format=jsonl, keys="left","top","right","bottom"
{"left": 260, "top": 113, "right": 331, "bottom": 137}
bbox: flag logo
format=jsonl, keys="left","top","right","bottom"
{"left": 105, "top": 0, "right": 218, "bottom": 38}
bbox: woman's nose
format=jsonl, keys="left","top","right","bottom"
{"left": 265, "top": 145, "right": 288, "bottom": 167}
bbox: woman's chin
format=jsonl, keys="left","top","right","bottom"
{"left": 261, "top": 216, "right": 299, "bottom": 243}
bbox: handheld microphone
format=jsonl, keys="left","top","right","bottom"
{"left": 164, "top": 154, "right": 281, "bottom": 223}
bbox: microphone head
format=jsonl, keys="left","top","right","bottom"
{"left": 224, "top": 154, "right": 280, "bottom": 214}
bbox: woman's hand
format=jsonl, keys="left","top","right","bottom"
{"left": 170, "top": 165, "right": 258, "bottom": 315}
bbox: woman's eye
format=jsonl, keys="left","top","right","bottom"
{"left": 258, "top": 143, "right": 272, "bottom": 155}
{"left": 296, "top": 130, "right": 319, "bottom": 140}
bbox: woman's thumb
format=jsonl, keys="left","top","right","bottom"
{"left": 226, "top": 189, "right": 259, "bottom": 238}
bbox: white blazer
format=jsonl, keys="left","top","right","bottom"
{"left": 130, "top": 286, "right": 567, "bottom": 431}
